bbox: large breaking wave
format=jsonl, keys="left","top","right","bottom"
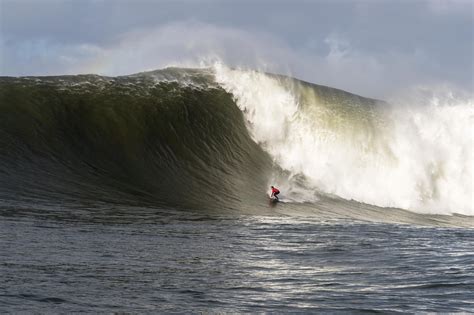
{"left": 0, "top": 65, "right": 472, "bottom": 218}
{"left": 214, "top": 65, "right": 473, "bottom": 216}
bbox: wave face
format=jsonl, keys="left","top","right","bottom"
{"left": 0, "top": 66, "right": 472, "bottom": 218}
{"left": 0, "top": 69, "right": 271, "bottom": 213}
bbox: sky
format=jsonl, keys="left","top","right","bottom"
{"left": 0, "top": 0, "right": 473, "bottom": 98}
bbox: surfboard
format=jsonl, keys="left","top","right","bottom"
{"left": 269, "top": 196, "right": 279, "bottom": 203}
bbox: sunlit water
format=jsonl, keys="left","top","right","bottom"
{"left": 1, "top": 210, "right": 473, "bottom": 313}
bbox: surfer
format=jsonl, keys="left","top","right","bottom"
{"left": 270, "top": 186, "right": 280, "bottom": 200}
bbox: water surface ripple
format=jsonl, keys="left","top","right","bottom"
{"left": 1, "top": 214, "right": 473, "bottom": 313}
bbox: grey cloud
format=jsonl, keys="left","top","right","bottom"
{"left": 1, "top": 0, "right": 472, "bottom": 98}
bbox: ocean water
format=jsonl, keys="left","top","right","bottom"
{"left": 2, "top": 210, "right": 473, "bottom": 313}
{"left": 1, "top": 65, "right": 473, "bottom": 312}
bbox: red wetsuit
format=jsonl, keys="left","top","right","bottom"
{"left": 271, "top": 187, "right": 280, "bottom": 197}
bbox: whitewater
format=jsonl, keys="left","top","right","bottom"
{"left": 214, "top": 64, "right": 473, "bottom": 216}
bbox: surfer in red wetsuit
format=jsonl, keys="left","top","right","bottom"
{"left": 270, "top": 186, "right": 280, "bottom": 200}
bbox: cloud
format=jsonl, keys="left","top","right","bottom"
{"left": 1, "top": 20, "right": 470, "bottom": 99}
{"left": 324, "top": 33, "right": 351, "bottom": 64}
{"left": 426, "top": 0, "right": 473, "bottom": 15}
{"left": 80, "top": 21, "right": 293, "bottom": 76}
{"left": 292, "top": 33, "right": 441, "bottom": 98}
{"left": 82, "top": 22, "right": 460, "bottom": 98}
{"left": 0, "top": 38, "right": 105, "bottom": 76}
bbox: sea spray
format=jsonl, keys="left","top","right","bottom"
{"left": 214, "top": 64, "right": 473, "bottom": 215}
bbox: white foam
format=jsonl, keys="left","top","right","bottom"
{"left": 214, "top": 64, "right": 473, "bottom": 216}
